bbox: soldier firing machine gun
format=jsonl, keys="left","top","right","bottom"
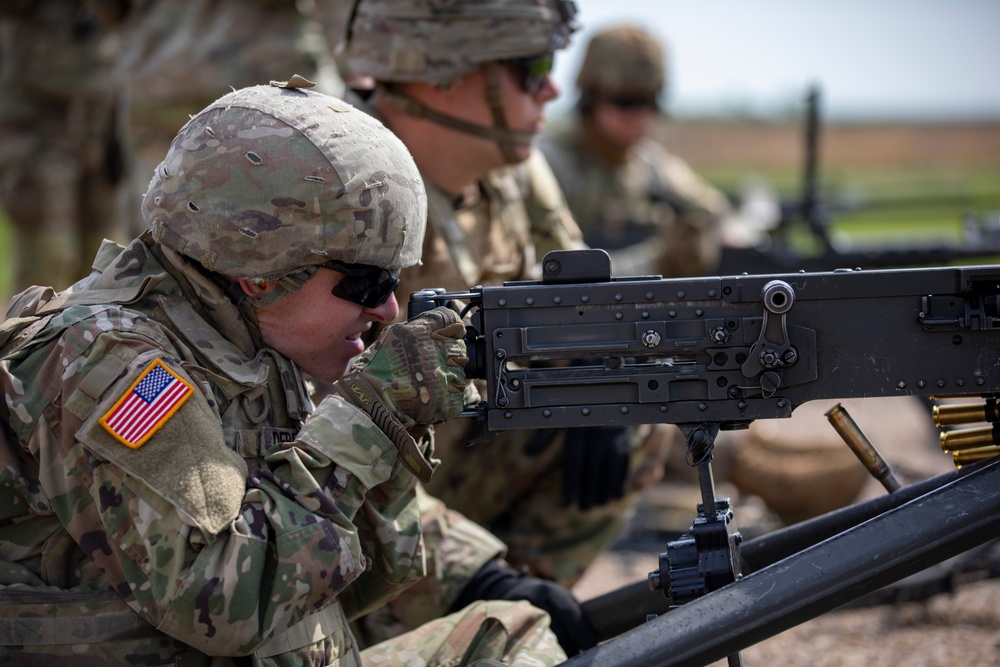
{"left": 411, "top": 249, "right": 1000, "bottom": 667}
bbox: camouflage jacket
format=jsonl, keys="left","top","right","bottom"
{"left": 394, "top": 149, "right": 584, "bottom": 301}
{"left": 539, "top": 115, "right": 730, "bottom": 277}
{"left": 0, "top": 235, "right": 425, "bottom": 665}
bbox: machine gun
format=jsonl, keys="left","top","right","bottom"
{"left": 411, "top": 248, "right": 1000, "bottom": 667}
{"left": 718, "top": 85, "right": 1000, "bottom": 275}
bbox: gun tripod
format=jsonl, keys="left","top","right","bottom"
{"left": 647, "top": 422, "right": 744, "bottom": 667}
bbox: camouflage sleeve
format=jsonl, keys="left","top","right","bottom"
{"left": 646, "top": 143, "right": 731, "bottom": 277}
{"left": 518, "top": 150, "right": 587, "bottom": 260}
{"left": 6, "top": 316, "right": 420, "bottom": 656}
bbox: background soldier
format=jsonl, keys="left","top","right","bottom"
{"left": 337, "top": 2, "right": 671, "bottom": 632}
{"left": 539, "top": 24, "right": 731, "bottom": 278}
{"left": 0, "top": 80, "right": 568, "bottom": 665}
{"left": 0, "top": 0, "right": 135, "bottom": 299}
{"left": 120, "top": 0, "right": 341, "bottom": 227}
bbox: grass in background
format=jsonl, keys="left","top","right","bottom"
{"left": 704, "top": 164, "right": 1000, "bottom": 251}
{"left": 0, "top": 208, "right": 13, "bottom": 303}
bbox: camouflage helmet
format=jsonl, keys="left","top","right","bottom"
{"left": 142, "top": 78, "right": 426, "bottom": 281}
{"left": 343, "top": 0, "right": 579, "bottom": 83}
{"left": 576, "top": 24, "right": 666, "bottom": 97}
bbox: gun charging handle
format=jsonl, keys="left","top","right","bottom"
{"left": 826, "top": 403, "right": 901, "bottom": 493}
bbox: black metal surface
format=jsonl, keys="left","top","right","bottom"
{"left": 442, "top": 259, "right": 1000, "bottom": 431}
{"left": 560, "top": 456, "right": 1000, "bottom": 667}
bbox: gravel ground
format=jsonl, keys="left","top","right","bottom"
{"left": 570, "top": 396, "right": 1000, "bottom": 667}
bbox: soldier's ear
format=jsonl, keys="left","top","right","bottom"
{"left": 237, "top": 278, "right": 278, "bottom": 300}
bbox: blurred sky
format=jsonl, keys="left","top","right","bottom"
{"left": 550, "top": 0, "right": 1000, "bottom": 121}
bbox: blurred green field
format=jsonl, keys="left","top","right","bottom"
{"left": 0, "top": 208, "right": 12, "bottom": 302}
{"left": 703, "top": 164, "right": 1000, "bottom": 259}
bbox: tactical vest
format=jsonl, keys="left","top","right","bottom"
{"left": 0, "top": 237, "right": 355, "bottom": 665}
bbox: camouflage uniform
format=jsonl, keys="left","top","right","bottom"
{"left": 0, "top": 83, "right": 565, "bottom": 666}
{"left": 0, "top": 0, "right": 134, "bottom": 298}
{"left": 120, "top": 0, "right": 340, "bottom": 228}
{"left": 340, "top": 0, "right": 669, "bottom": 598}
{"left": 538, "top": 24, "right": 731, "bottom": 278}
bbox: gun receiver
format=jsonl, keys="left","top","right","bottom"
{"left": 410, "top": 249, "right": 1000, "bottom": 433}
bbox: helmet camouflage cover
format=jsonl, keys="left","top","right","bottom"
{"left": 576, "top": 24, "right": 666, "bottom": 97}
{"left": 142, "top": 79, "right": 427, "bottom": 280}
{"left": 344, "top": 0, "right": 579, "bottom": 82}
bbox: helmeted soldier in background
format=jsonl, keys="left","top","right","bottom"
{"left": 0, "top": 80, "right": 568, "bottom": 666}
{"left": 0, "top": 0, "right": 135, "bottom": 300}
{"left": 539, "top": 24, "right": 730, "bottom": 278}
{"left": 334, "top": 2, "right": 671, "bottom": 642}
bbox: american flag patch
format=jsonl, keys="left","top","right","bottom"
{"left": 100, "top": 359, "right": 194, "bottom": 449}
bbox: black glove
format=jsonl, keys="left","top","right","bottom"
{"left": 562, "top": 425, "right": 631, "bottom": 510}
{"left": 451, "top": 559, "right": 599, "bottom": 656}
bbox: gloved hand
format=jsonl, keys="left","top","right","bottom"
{"left": 562, "top": 425, "right": 631, "bottom": 510}
{"left": 333, "top": 306, "right": 468, "bottom": 482}
{"left": 451, "top": 559, "right": 599, "bottom": 656}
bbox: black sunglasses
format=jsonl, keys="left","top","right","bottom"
{"left": 502, "top": 53, "right": 555, "bottom": 95}
{"left": 602, "top": 94, "right": 659, "bottom": 111}
{"left": 324, "top": 260, "right": 399, "bottom": 309}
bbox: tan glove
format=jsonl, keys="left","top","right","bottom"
{"left": 333, "top": 306, "right": 468, "bottom": 482}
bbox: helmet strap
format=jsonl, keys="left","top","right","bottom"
{"left": 379, "top": 79, "right": 533, "bottom": 162}
{"left": 483, "top": 62, "right": 522, "bottom": 164}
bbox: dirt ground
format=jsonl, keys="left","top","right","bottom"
{"left": 571, "top": 396, "right": 1000, "bottom": 667}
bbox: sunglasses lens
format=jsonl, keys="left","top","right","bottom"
{"left": 328, "top": 262, "right": 399, "bottom": 308}
{"left": 507, "top": 54, "right": 554, "bottom": 94}
{"left": 607, "top": 95, "right": 658, "bottom": 110}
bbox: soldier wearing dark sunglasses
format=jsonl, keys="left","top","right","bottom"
{"left": 540, "top": 24, "right": 731, "bottom": 280}
{"left": 333, "top": 0, "right": 610, "bottom": 658}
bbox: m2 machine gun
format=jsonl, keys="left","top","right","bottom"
{"left": 411, "top": 249, "right": 1000, "bottom": 667}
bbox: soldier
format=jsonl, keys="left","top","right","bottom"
{"left": 0, "top": 81, "right": 568, "bottom": 665}
{"left": 120, "top": 0, "right": 338, "bottom": 229}
{"left": 539, "top": 24, "right": 731, "bottom": 278}
{"left": 335, "top": 2, "right": 672, "bottom": 633}
{"left": 0, "top": 0, "right": 135, "bottom": 299}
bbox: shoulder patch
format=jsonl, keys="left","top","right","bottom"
{"left": 99, "top": 359, "right": 194, "bottom": 449}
